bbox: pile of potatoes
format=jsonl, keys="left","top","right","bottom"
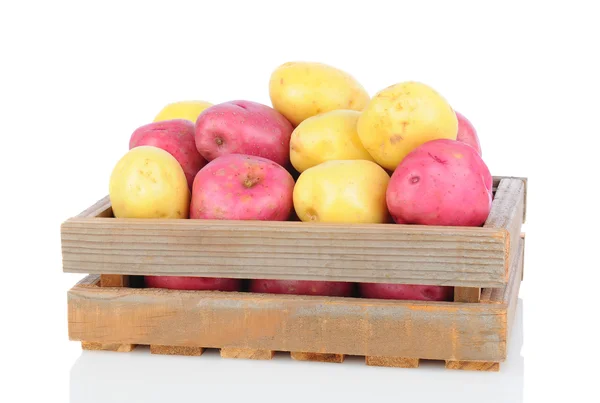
{"left": 109, "top": 61, "right": 491, "bottom": 301}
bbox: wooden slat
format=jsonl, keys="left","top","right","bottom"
{"left": 454, "top": 287, "right": 481, "bottom": 303}
{"left": 445, "top": 360, "right": 500, "bottom": 371}
{"left": 291, "top": 352, "right": 344, "bottom": 363}
{"left": 68, "top": 281, "right": 507, "bottom": 362}
{"left": 482, "top": 237, "right": 524, "bottom": 304}
{"left": 484, "top": 178, "right": 525, "bottom": 280}
{"left": 75, "top": 196, "right": 112, "bottom": 218}
{"left": 492, "top": 176, "right": 527, "bottom": 222}
{"left": 62, "top": 218, "right": 508, "bottom": 288}
{"left": 220, "top": 348, "right": 274, "bottom": 360}
{"left": 365, "top": 356, "right": 420, "bottom": 368}
{"left": 100, "top": 274, "right": 129, "bottom": 287}
{"left": 81, "top": 342, "right": 135, "bottom": 352}
{"left": 150, "top": 345, "right": 204, "bottom": 356}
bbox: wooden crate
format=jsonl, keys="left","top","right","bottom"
{"left": 62, "top": 176, "right": 527, "bottom": 372}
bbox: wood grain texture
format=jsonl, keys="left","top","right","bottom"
{"left": 365, "top": 356, "right": 419, "bottom": 368}
{"left": 150, "top": 345, "right": 204, "bottom": 356}
{"left": 100, "top": 274, "right": 129, "bottom": 287}
{"left": 492, "top": 176, "right": 527, "bottom": 222}
{"left": 220, "top": 348, "right": 274, "bottom": 360}
{"left": 482, "top": 238, "right": 524, "bottom": 305}
{"left": 445, "top": 360, "right": 500, "bottom": 372}
{"left": 454, "top": 287, "right": 481, "bottom": 303}
{"left": 81, "top": 342, "right": 135, "bottom": 352}
{"left": 68, "top": 285, "right": 508, "bottom": 362}
{"left": 75, "top": 196, "right": 112, "bottom": 218}
{"left": 291, "top": 352, "right": 344, "bottom": 363}
{"left": 62, "top": 218, "right": 508, "bottom": 287}
{"left": 484, "top": 178, "right": 525, "bottom": 280}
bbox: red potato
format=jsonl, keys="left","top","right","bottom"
{"left": 455, "top": 111, "right": 482, "bottom": 155}
{"left": 359, "top": 283, "right": 453, "bottom": 301}
{"left": 195, "top": 100, "right": 293, "bottom": 166}
{"left": 144, "top": 276, "right": 241, "bottom": 291}
{"left": 386, "top": 139, "right": 492, "bottom": 227}
{"left": 190, "top": 154, "right": 294, "bottom": 220}
{"left": 250, "top": 279, "right": 354, "bottom": 297}
{"left": 129, "top": 119, "right": 207, "bottom": 189}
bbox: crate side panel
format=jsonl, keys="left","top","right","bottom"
{"left": 484, "top": 178, "right": 525, "bottom": 280}
{"left": 62, "top": 218, "right": 507, "bottom": 287}
{"left": 68, "top": 284, "right": 507, "bottom": 362}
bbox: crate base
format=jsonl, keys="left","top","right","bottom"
{"left": 79, "top": 344, "right": 501, "bottom": 371}
{"left": 150, "top": 345, "right": 205, "bottom": 356}
{"left": 445, "top": 360, "right": 500, "bottom": 372}
{"left": 81, "top": 342, "right": 135, "bottom": 352}
{"left": 291, "top": 352, "right": 345, "bottom": 363}
{"left": 220, "top": 348, "right": 274, "bottom": 360}
{"left": 365, "top": 356, "right": 420, "bottom": 368}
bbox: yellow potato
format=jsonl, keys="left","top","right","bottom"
{"left": 357, "top": 82, "right": 458, "bottom": 171}
{"left": 109, "top": 146, "right": 190, "bottom": 219}
{"left": 153, "top": 100, "right": 213, "bottom": 123}
{"left": 290, "top": 110, "right": 374, "bottom": 173}
{"left": 269, "top": 61, "right": 370, "bottom": 127}
{"left": 293, "top": 160, "right": 390, "bottom": 224}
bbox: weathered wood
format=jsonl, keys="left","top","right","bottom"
{"left": 492, "top": 176, "right": 527, "bottom": 222}
{"left": 68, "top": 282, "right": 508, "bottom": 362}
{"left": 62, "top": 218, "right": 508, "bottom": 288}
{"left": 484, "top": 178, "right": 525, "bottom": 280}
{"left": 81, "top": 341, "right": 135, "bottom": 352}
{"left": 454, "top": 287, "right": 481, "bottom": 303}
{"left": 75, "top": 196, "right": 112, "bottom": 218}
{"left": 150, "top": 345, "right": 204, "bottom": 356}
{"left": 220, "top": 348, "right": 274, "bottom": 360}
{"left": 100, "top": 274, "right": 129, "bottom": 287}
{"left": 520, "top": 232, "right": 525, "bottom": 280}
{"left": 445, "top": 360, "right": 500, "bottom": 371}
{"left": 291, "top": 352, "right": 344, "bottom": 363}
{"left": 482, "top": 238, "right": 524, "bottom": 305}
{"left": 365, "top": 356, "right": 420, "bottom": 368}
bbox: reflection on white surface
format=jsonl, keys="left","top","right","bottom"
{"left": 70, "top": 299, "right": 524, "bottom": 403}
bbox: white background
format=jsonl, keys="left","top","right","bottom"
{"left": 1, "top": 1, "right": 598, "bottom": 402}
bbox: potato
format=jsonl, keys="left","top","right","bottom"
{"left": 269, "top": 61, "right": 370, "bottom": 127}
{"left": 190, "top": 154, "right": 294, "bottom": 221}
{"left": 153, "top": 100, "right": 213, "bottom": 123}
{"left": 455, "top": 111, "right": 482, "bottom": 155}
{"left": 109, "top": 146, "right": 190, "bottom": 219}
{"left": 195, "top": 100, "right": 293, "bottom": 166}
{"left": 359, "top": 283, "right": 453, "bottom": 301}
{"left": 290, "top": 110, "right": 374, "bottom": 173}
{"left": 386, "top": 139, "right": 492, "bottom": 226}
{"left": 145, "top": 276, "right": 241, "bottom": 291}
{"left": 250, "top": 279, "right": 353, "bottom": 297}
{"left": 357, "top": 82, "right": 458, "bottom": 171}
{"left": 129, "top": 119, "right": 207, "bottom": 189}
{"left": 293, "top": 160, "right": 390, "bottom": 224}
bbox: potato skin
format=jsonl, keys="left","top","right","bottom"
{"left": 357, "top": 82, "right": 458, "bottom": 171}
{"left": 129, "top": 119, "right": 207, "bottom": 189}
{"left": 144, "top": 276, "right": 241, "bottom": 291}
{"left": 293, "top": 159, "right": 391, "bottom": 224}
{"left": 386, "top": 139, "right": 492, "bottom": 227}
{"left": 109, "top": 146, "right": 190, "bottom": 219}
{"left": 249, "top": 279, "right": 354, "bottom": 297}
{"left": 359, "top": 283, "right": 453, "bottom": 301}
{"left": 455, "top": 111, "right": 482, "bottom": 155}
{"left": 190, "top": 154, "right": 294, "bottom": 221}
{"left": 269, "top": 61, "right": 370, "bottom": 127}
{"left": 195, "top": 100, "right": 293, "bottom": 167}
{"left": 290, "top": 110, "right": 374, "bottom": 173}
{"left": 153, "top": 100, "right": 213, "bottom": 123}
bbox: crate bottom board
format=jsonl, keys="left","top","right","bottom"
{"left": 81, "top": 343, "right": 500, "bottom": 371}
{"left": 69, "top": 239, "right": 524, "bottom": 373}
